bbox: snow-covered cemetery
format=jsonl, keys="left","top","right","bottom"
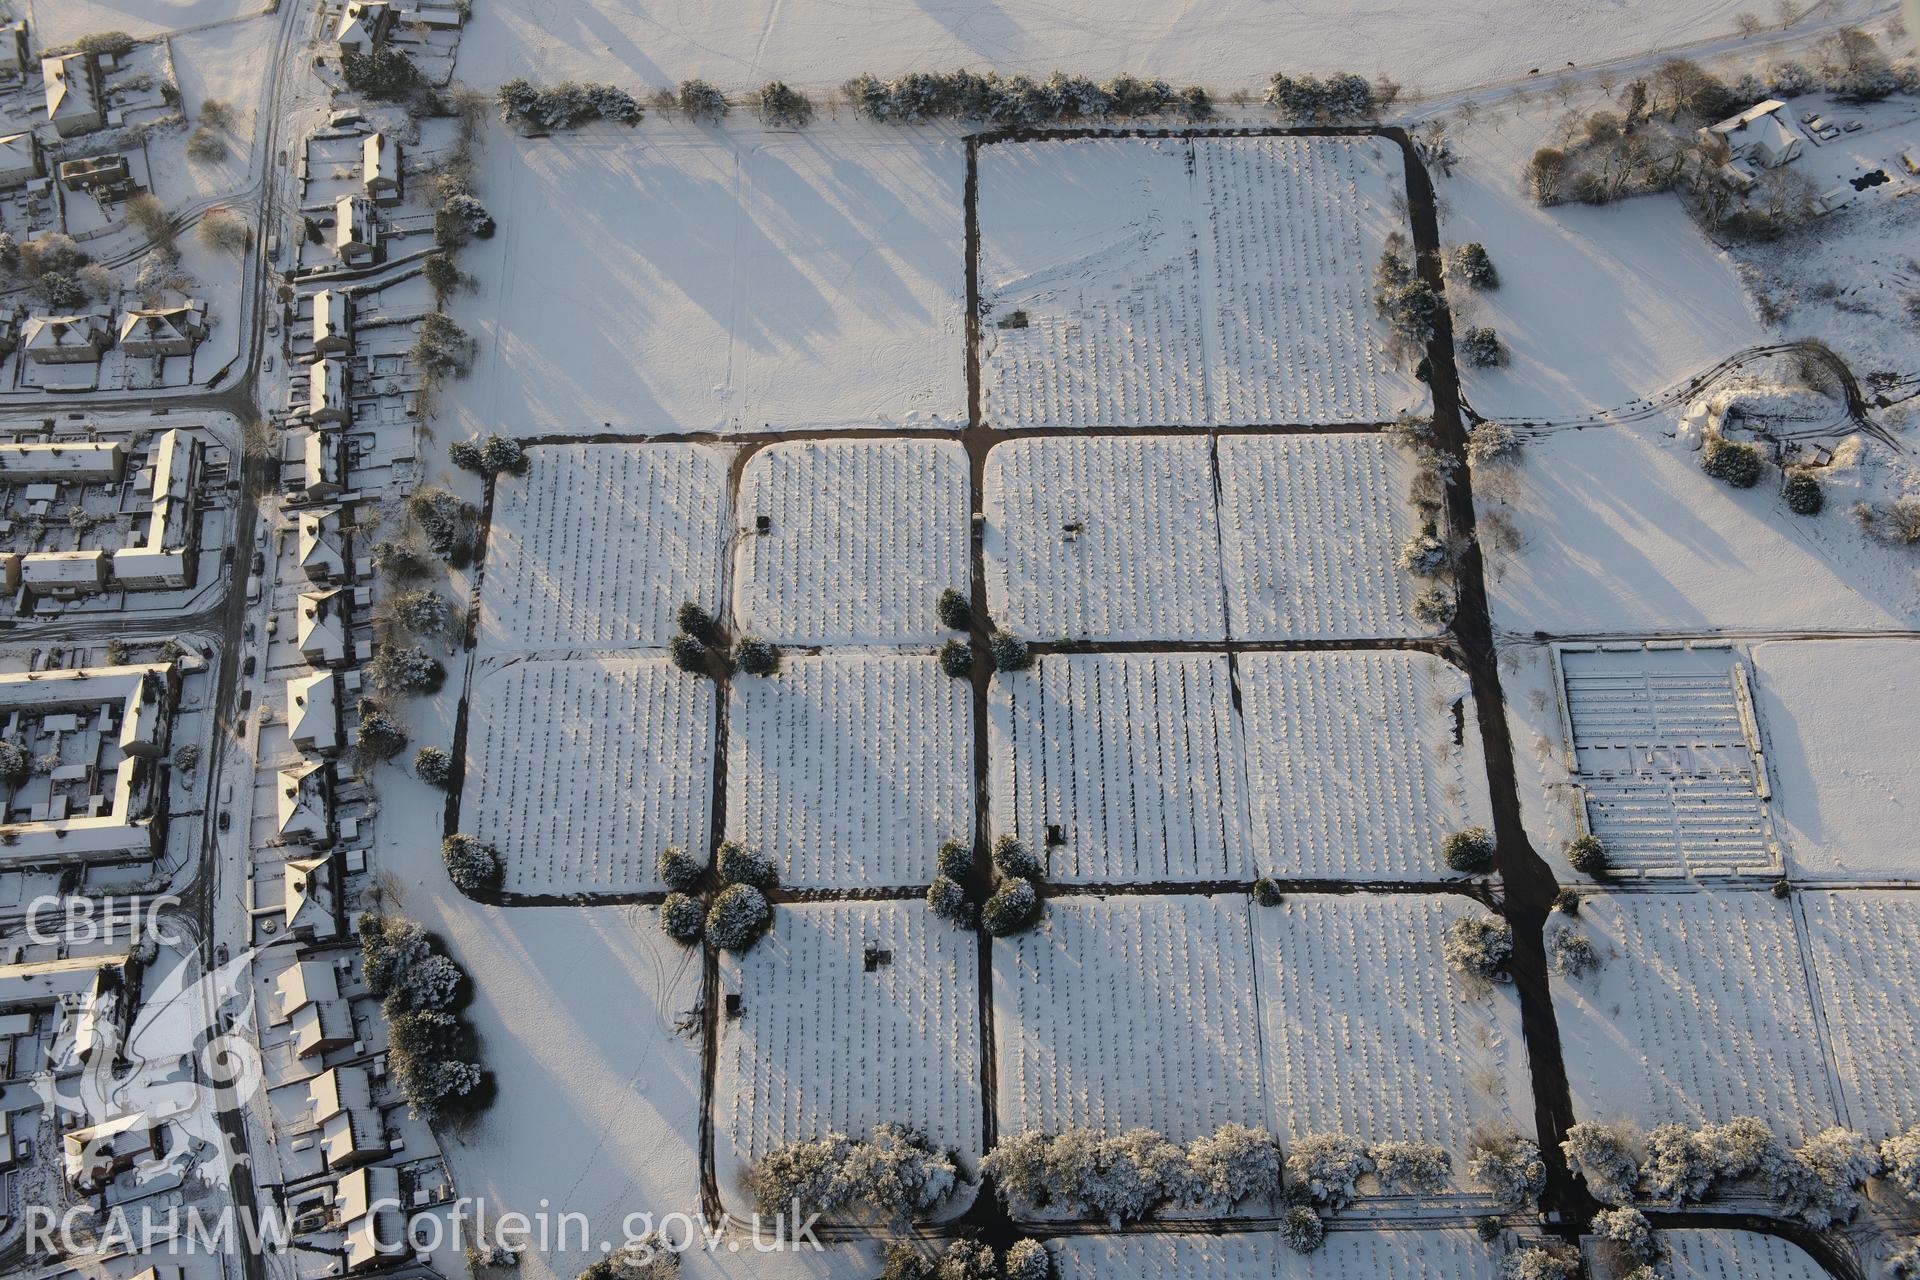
{"left": 1, "top": 2, "right": 1919, "bottom": 1280}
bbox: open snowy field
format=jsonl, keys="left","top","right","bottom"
{"left": 478, "top": 443, "right": 730, "bottom": 655}
{"left": 983, "top": 436, "right": 1224, "bottom": 641}
{"left": 993, "top": 895, "right": 1266, "bottom": 1142}
{"left": 449, "top": 0, "right": 1825, "bottom": 122}
{"left": 989, "top": 654, "right": 1248, "bottom": 883}
{"left": 978, "top": 135, "right": 1420, "bottom": 428}
{"left": 725, "top": 655, "right": 973, "bottom": 889}
{"left": 1220, "top": 433, "right": 1433, "bottom": 640}
{"left": 1241, "top": 652, "right": 1490, "bottom": 882}
{"left": 1479, "top": 417, "right": 1920, "bottom": 635}
{"left": 460, "top": 657, "right": 716, "bottom": 896}
{"left": 1750, "top": 639, "right": 1920, "bottom": 882}
{"left": 1252, "top": 894, "right": 1531, "bottom": 1188}
{"left": 1053, "top": 1227, "right": 1503, "bottom": 1277}
{"left": 442, "top": 127, "right": 964, "bottom": 440}
{"left": 1551, "top": 890, "right": 1839, "bottom": 1142}
{"left": 1801, "top": 890, "right": 1920, "bottom": 1135}
{"left": 715, "top": 901, "right": 981, "bottom": 1215}
{"left": 1656, "top": 1230, "right": 1830, "bottom": 1280}
{"left": 732, "top": 440, "right": 970, "bottom": 645}
{"left": 1556, "top": 645, "right": 1776, "bottom": 879}
{"left": 28, "top": 0, "right": 265, "bottom": 43}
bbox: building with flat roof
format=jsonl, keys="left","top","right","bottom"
{"left": 0, "top": 438, "right": 125, "bottom": 484}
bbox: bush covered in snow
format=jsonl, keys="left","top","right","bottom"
{"left": 497, "top": 79, "right": 643, "bottom": 129}
{"left": 989, "top": 631, "right": 1033, "bottom": 673}
{"left": 1548, "top": 927, "right": 1601, "bottom": 979}
{"left": 659, "top": 892, "right": 704, "bottom": 943}
{"left": 1184, "top": 1123, "right": 1282, "bottom": 1212}
{"left": 1373, "top": 237, "right": 1440, "bottom": 350}
{"left": 656, "top": 845, "right": 705, "bottom": 891}
{"left": 1077, "top": 1128, "right": 1190, "bottom": 1225}
{"left": 1450, "top": 242, "right": 1500, "bottom": 290}
{"left": 1412, "top": 586, "right": 1457, "bottom": 627}
{"left": 673, "top": 601, "right": 718, "bottom": 643}
{"left": 1702, "top": 437, "right": 1764, "bottom": 489}
{"left": 1703, "top": 1114, "right": 1789, "bottom": 1185}
{"left": 926, "top": 876, "right": 975, "bottom": 929}
{"left": 1371, "top": 1140, "right": 1452, "bottom": 1195}
{"left": 676, "top": 79, "right": 729, "bottom": 122}
{"left": 669, "top": 633, "right": 709, "bottom": 674}
{"left": 1002, "top": 1239, "right": 1049, "bottom": 1280}
{"left": 981, "top": 877, "right": 1040, "bottom": 936}
{"left": 1501, "top": 1246, "right": 1579, "bottom": 1280}
{"left": 1566, "top": 834, "right": 1609, "bottom": 877}
{"left": 363, "top": 914, "right": 487, "bottom": 1122}
{"left": 843, "top": 69, "right": 1208, "bottom": 127}
{"left": 386, "top": 588, "right": 459, "bottom": 643}
{"left": 1783, "top": 469, "right": 1824, "bottom": 516}
{"left": 1278, "top": 1205, "right": 1326, "bottom": 1254}
{"left": 931, "top": 1241, "right": 996, "bottom": 1280}
{"left": 757, "top": 81, "right": 813, "bottom": 127}
{"left": 1445, "top": 916, "right": 1514, "bottom": 986}
{"left": 845, "top": 1123, "right": 959, "bottom": 1218}
{"left": 1776, "top": 1127, "right": 1877, "bottom": 1228}
{"left": 1467, "top": 422, "right": 1519, "bottom": 464}
{"left": 369, "top": 642, "right": 446, "bottom": 695}
{"left": 1593, "top": 1206, "right": 1661, "bottom": 1265}
{"left": 357, "top": 699, "right": 408, "bottom": 762}
{"left": 992, "top": 834, "right": 1044, "bottom": 879}
{"left": 1252, "top": 876, "right": 1285, "bottom": 907}
{"left": 361, "top": 914, "right": 432, "bottom": 999}
{"left": 1286, "top": 1132, "right": 1374, "bottom": 1211}
{"left": 705, "top": 884, "right": 771, "bottom": 952}
{"left": 414, "top": 745, "right": 452, "bottom": 788}
{"left": 1468, "top": 1133, "right": 1546, "bottom": 1207}
{"left": 939, "top": 639, "right": 973, "bottom": 678}
{"left": 1641, "top": 1123, "right": 1714, "bottom": 1204}
{"left": 1562, "top": 1122, "right": 1639, "bottom": 1205}
{"left": 717, "top": 840, "right": 775, "bottom": 889}
{"left": 747, "top": 1131, "right": 857, "bottom": 1218}
{"left": 442, "top": 833, "right": 503, "bottom": 894}
{"left": 1265, "top": 71, "right": 1378, "bottom": 120}
{"left": 734, "top": 637, "right": 780, "bottom": 677}
{"left": 936, "top": 586, "right": 972, "bottom": 631}
{"left": 1882, "top": 1125, "right": 1920, "bottom": 1202}
{"left": 936, "top": 838, "right": 973, "bottom": 881}
{"left": 1399, "top": 525, "right": 1452, "bottom": 578}
{"left": 1442, "top": 826, "right": 1496, "bottom": 874}
{"left": 1459, "top": 326, "right": 1508, "bottom": 369}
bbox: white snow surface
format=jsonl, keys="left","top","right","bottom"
{"left": 30, "top": 0, "right": 264, "bottom": 43}
{"left": 453, "top": 0, "right": 1806, "bottom": 98}
{"left": 732, "top": 439, "right": 971, "bottom": 645}
{"left": 1053, "top": 1227, "right": 1503, "bottom": 1277}
{"left": 725, "top": 655, "right": 973, "bottom": 888}
{"left": 1750, "top": 639, "right": 1920, "bottom": 881}
{"left": 1801, "top": 890, "right": 1920, "bottom": 1135}
{"left": 442, "top": 126, "right": 964, "bottom": 439}
{"left": 460, "top": 657, "right": 716, "bottom": 895}
{"left": 715, "top": 901, "right": 981, "bottom": 1215}
{"left": 478, "top": 443, "right": 731, "bottom": 654}
{"left": 1658, "top": 1228, "right": 1830, "bottom": 1280}
{"left": 1550, "top": 889, "right": 1839, "bottom": 1142}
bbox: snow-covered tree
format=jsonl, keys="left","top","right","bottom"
{"left": 992, "top": 833, "right": 1044, "bottom": 879}
{"left": 414, "top": 745, "right": 452, "bottom": 787}
{"left": 1286, "top": 1132, "right": 1374, "bottom": 1212}
{"left": 1372, "top": 1140, "right": 1453, "bottom": 1195}
{"left": 368, "top": 642, "right": 446, "bottom": 695}
{"left": 1642, "top": 1123, "right": 1715, "bottom": 1204}
{"left": 845, "top": 1123, "right": 958, "bottom": 1218}
{"left": 1593, "top": 1206, "right": 1661, "bottom": 1265}
{"left": 360, "top": 914, "right": 432, "bottom": 998}
{"left": 1468, "top": 1133, "right": 1546, "bottom": 1207}
{"left": 734, "top": 637, "right": 780, "bottom": 677}
{"left": 757, "top": 81, "right": 813, "bottom": 128}
{"left": 1450, "top": 242, "right": 1500, "bottom": 290}
{"left": 936, "top": 838, "right": 973, "bottom": 880}
{"left": 1883, "top": 1126, "right": 1920, "bottom": 1202}
{"left": 1444, "top": 916, "right": 1514, "bottom": 986}
{"left": 716, "top": 840, "right": 774, "bottom": 888}
{"left": 442, "top": 833, "right": 503, "bottom": 893}
{"left": 939, "top": 639, "right": 973, "bottom": 678}
{"left": 980, "top": 1129, "right": 1059, "bottom": 1214}
{"left": 926, "top": 876, "right": 975, "bottom": 929}
{"left": 1548, "top": 927, "right": 1601, "bottom": 979}
{"left": 989, "top": 631, "right": 1033, "bottom": 673}
{"left": 1278, "top": 1204, "right": 1326, "bottom": 1254}
{"left": 1413, "top": 586, "right": 1457, "bottom": 627}
{"left": 656, "top": 845, "right": 705, "bottom": 891}
{"left": 1562, "top": 1122, "right": 1640, "bottom": 1205}
{"left": 387, "top": 587, "right": 458, "bottom": 642}
{"left": 981, "top": 877, "right": 1040, "bottom": 936}
{"left": 676, "top": 79, "right": 729, "bottom": 122}
{"left": 1183, "top": 1124, "right": 1282, "bottom": 1211}
{"left": 1701, "top": 1115, "right": 1789, "bottom": 1185}
{"left": 1501, "top": 1246, "right": 1579, "bottom": 1280}
{"left": 1442, "top": 826, "right": 1497, "bottom": 873}
{"left": 933, "top": 1241, "right": 996, "bottom": 1280}
{"left": 386, "top": 950, "right": 465, "bottom": 1013}
{"left": 705, "top": 884, "right": 770, "bottom": 952}
{"left": 1467, "top": 422, "right": 1519, "bottom": 464}
{"left": 1459, "top": 326, "right": 1508, "bottom": 369}
{"left": 1566, "top": 834, "right": 1609, "bottom": 877}
{"left": 1002, "top": 1239, "right": 1050, "bottom": 1280}
{"left": 747, "top": 1132, "right": 857, "bottom": 1219}
{"left": 1399, "top": 526, "right": 1452, "bottom": 578}
{"left": 1079, "top": 1128, "right": 1188, "bottom": 1224}
{"left": 659, "top": 893, "right": 703, "bottom": 943}
{"left": 1776, "top": 1128, "right": 1877, "bottom": 1228}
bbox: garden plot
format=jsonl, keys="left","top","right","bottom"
{"left": 1240, "top": 652, "right": 1489, "bottom": 881}
{"left": 1219, "top": 433, "right": 1429, "bottom": 640}
{"left": 1053, "top": 1228, "right": 1501, "bottom": 1278}
{"left": 993, "top": 895, "right": 1265, "bottom": 1142}
{"left": 1551, "top": 890, "right": 1839, "bottom": 1142}
{"left": 1558, "top": 646, "right": 1776, "bottom": 879}
{"left": 982, "top": 436, "right": 1225, "bottom": 642}
{"left": 726, "top": 655, "right": 972, "bottom": 889}
{"left": 1749, "top": 640, "right": 1920, "bottom": 881}
{"left": 460, "top": 657, "right": 715, "bottom": 896}
{"left": 715, "top": 901, "right": 980, "bottom": 1213}
{"left": 1801, "top": 891, "right": 1920, "bottom": 1134}
{"left": 1251, "top": 894, "right": 1532, "bottom": 1181}
{"left": 990, "top": 654, "right": 1248, "bottom": 883}
{"left": 1656, "top": 1229, "right": 1829, "bottom": 1280}
{"left": 477, "top": 443, "right": 730, "bottom": 655}
{"left": 977, "top": 135, "right": 1419, "bottom": 429}
{"left": 733, "top": 439, "right": 969, "bottom": 646}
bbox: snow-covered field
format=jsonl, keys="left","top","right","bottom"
{"left": 1557, "top": 645, "right": 1775, "bottom": 879}
{"left": 442, "top": 127, "right": 964, "bottom": 440}
{"left": 732, "top": 440, "right": 970, "bottom": 645}
{"left": 29, "top": 0, "right": 264, "bottom": 43}
{"left": 1750, "top": 639, "right": 1920, "bottom": 882}
{"left": 1252, "top": 894, "right": 1530, "bottom": 1185}
{"left": 989, "top": 654, "right": 1247, "bottom": 883}
{"left": 1551, "top": 890, "right": 1838, "bottom": 1142}
{"left": 983, "top": 436, "right": 1224, "bottom": 641}
{"left": 1220, "top": 433, "right": 1432, "bottom": 640}
{"left": 993, "top": 895, "right": 1266, "bottom": 1142}
{"left": 450, "top": 0, "right": 1819, "bottom": 104}
{"left": 725, "top": 655, "right": 972, "bottom": 888}
{"left": 1801, "top": 890, "right": 1920, "bottom": 1135}
{"left": 1053, "top": 1227, "right": 1502, "bottom": 1277}
{"left": 715, "top": 901, "right": 981, "bottom": 1213}
{"left": 460, "top": 657, "right": 716, "bottom": 896}
{"left": 1657, "top": 1228, "right": 1830, "bottom": 1280}
{"left": 978, "top": 136, "right": 1420, "bottom": 428}
{"left": 1241, "top": 652, "right": 1490, "bottom": 881}
{"left": 1478, "top": 416, "right": 1920, "bottom": 635}
{"left": 478, "top": 443, "right": 731, "bottom": 654}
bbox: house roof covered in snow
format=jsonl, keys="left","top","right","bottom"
{"left": 298, "top": 506, "right": 347, "bottom": 579}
